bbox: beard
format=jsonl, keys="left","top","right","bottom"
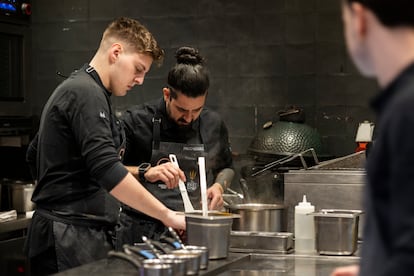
{"left": 177, "top": 119, "right": 193, "bottom": 130}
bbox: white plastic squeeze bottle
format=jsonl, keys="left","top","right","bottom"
{"left": 294, "top": 195, "right": 315, "bottom": 253}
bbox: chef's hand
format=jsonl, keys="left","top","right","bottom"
{"left": 330, "top": 265, "right": 359, "bottom": 276}
{"left": 207, "top": 183, "right": 224, "bottom": 210}
{"left": 144, "top": 162, "right": 186, "bottom": 189}
{"left": 162, "top": 209, "right": 186, "bottom": 230}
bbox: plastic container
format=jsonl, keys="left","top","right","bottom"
{"left": 294, "top": 195, "right": 315, "bottom": 253}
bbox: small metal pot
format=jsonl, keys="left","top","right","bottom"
{"left": 142, "top": 259, "right": 173, "bottom": 276}
{"left": 227, "top": 203, "right": 286, "bottom": 232}
{"left": 10, "top": 181, "right": 35, "bottom": 213}
{"left": 158, "top": 254, "right": 187, "bottom": 276}
{"left": 108, "top": 251, "right": 173, "bottom": 276}
{"left": 182, "top": 245, "right": 209, "bottom": 270}
{"left": 170, "top": 250, "right": 201, "bottom": 275}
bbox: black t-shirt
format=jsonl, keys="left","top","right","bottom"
{"left": 27, "top": 65, "right": 128, "bottom": 217}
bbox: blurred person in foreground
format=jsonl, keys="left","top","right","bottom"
{"left": 331, "top": 0, "right": 414, "bottom": 275}
{"left": 116, "top": 46, "right": 234, "bottom": 247}
{"left": 25, "top": 17, "right": 185, "bottom": 275}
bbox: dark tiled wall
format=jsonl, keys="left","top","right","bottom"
{"left": 30, "top": 0, "right": 377, "bottom": 158}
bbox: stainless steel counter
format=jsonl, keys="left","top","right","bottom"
{"left": 56, "top": 252, "right": 359, "bottom": 276}
{"left": 212, "top": 253, "right": 359, "bottom": 276}
{"left": 0, "top": 215, "right": 31, "bottom": 236}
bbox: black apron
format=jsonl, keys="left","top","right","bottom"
{"left": 145, "top": 116, "right": 208, "bottom": 211}
{"left": 115, "top": 115, "right": 211, "bottom": 248}
{"left": 28, "top": 65, "right": 126, "bottom": 272}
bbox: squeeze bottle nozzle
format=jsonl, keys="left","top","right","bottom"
{"left": 299, "top": 195, "right": 311, "bottom": 206}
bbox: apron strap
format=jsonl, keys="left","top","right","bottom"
{"left": 152, "top": 116, "right": 162, "bottom": 150}
{"left": 35, "top": 208, "right": 116, "bottom": 228}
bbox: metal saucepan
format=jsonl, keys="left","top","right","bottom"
{"left": 227, "top": 203, "right": 286, "bottom": 232}
{"left": 108, "top": 250, "right": 173, "bottom": 276}
{"left": 167, "top": 227, "right": 209, "bottom": 270}
{"left": 124, "top": 244, "right": 184, "bottom": 276}
{"left": 142, "top": 259, "right": 175, "bottom": 276}
{"left": 180, "top": 245, "right": 209, "bottom": 270}
{"left": 158, "top": 254, "right": 187, "bottom": 276}
{"left": 170, "top": 249, "right": 201, "bottom": 275}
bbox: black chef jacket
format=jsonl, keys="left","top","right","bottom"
{"left": 360, "top": 62, "right": 414, "bottom": 276}
{"left": 25, "top": 64, "right": 128, "bottom": 259}
{"left": 122, "top": 98, "right": 233, "bottom": 209}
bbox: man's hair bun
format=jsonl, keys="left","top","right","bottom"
{"left": 175, "top": 46, "right": 204, "bottom": 66}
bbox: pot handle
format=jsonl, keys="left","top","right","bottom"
{"left": 239, "top": 178, "right": 251, "bottom": 203}
{"left": 226, "top": 187, "right": 244, "bottom": 199}
{"left": 123, "top": 244, "right": 156, "bottom": 260}
{"left": 108, "top": 250, "right": 142, "bottom": 270}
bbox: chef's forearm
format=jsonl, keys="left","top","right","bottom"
{"left": 110, "top": 173, "right": 169, "bottom": 222}
{"left": 214, "top": 168, "right": 235, "bottom": 191}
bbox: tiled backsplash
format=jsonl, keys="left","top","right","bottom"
{"left": 30, "top": 0, "right": 377, "bottom": 158}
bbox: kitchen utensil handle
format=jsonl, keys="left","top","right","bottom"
{"left": 169, "top": 154, "right": 195, "bottom": 212}
{"left": 123, "top": 244, "right": 156, "bottom": 260}
{"left": 142, "top": 236, "right": 162, "bottom": 259}
{"left": 168, "top": 226, "right": 187, "bottom": 249}
{"left": 108, "top": 250, "right": 142, "bottom": 269}
{"left": 160, "top": 235, "right": 183, "bottom": 249}
{"left": 226, "top": 187, "right": 244, "bottom": 199}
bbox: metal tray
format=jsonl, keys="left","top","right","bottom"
{"left": 229, "top": 231, "right": 294, "bottom": 254}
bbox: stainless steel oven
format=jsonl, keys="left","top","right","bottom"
{"left": 0, "top": 0, "right": 32, "bottom": 116}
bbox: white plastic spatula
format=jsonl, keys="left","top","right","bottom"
{"left": 198, "top": 156, "right": 208, "bottom": 217}
{"left": 169, "top": 154, "right": 195, "bottom": 212}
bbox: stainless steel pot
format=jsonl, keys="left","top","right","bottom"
{"left": 10, "top": 181, "right": 35, "bottom": 213}
{"left": 170, "top": 250, "right": 201, "bottom": 275}
{"left": 142, "top": 259, "right": 174, "bottom": 276}
{"left": 108, "top": 251, "right": 173, "bottom": 276}
{"left": 227, "top": 203, "right": 286, "bottom": 232}
{"left": 158, "top": 254, "right": 187, "bottom": 276}
{"left": 185, "top": 211, "right": 239, "bottom": 259}
{"left": 181, "top": 245, "right": 209, "bottom": 270}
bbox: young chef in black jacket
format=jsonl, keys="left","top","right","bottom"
{"left": 25, "top": 17, "right": 185, "bottom": 274}
{"left": 331, "top": 1, "right": 414, "bottom": 276}
{"left": 116, "top": 46, "right": 234, "bottom": 248}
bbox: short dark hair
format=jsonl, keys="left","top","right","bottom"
{"left": 102, "top": 17, "right": 164, "bottom": 65}
{"left": 167, "top": 46, "right": 210, "bottom": 98}
{"left": 346, "top": 0, "right": 414, "bottom": 27}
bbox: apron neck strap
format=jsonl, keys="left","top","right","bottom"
{"left": 152, "top": 116, "right": 162, "bottom": 150}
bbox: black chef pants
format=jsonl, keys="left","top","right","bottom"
{"left": 30, "top": 247, "right": 57, "bottom": 276}
{"left": 27, "top": 216, "right": 115, "bottom": 275}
